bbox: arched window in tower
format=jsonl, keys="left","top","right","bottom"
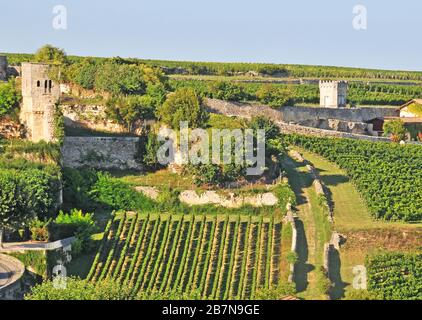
{"left": 37, "top": 80, "right": 41, "bottom": 87}
{"left": 49, "top": 80, "right": 52, "bottom": 93}
{"left": 44, "top": 80, "right": 48, "bottom": 93}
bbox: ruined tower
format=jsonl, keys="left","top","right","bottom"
{"left": 319, "top": 80, "right": 348, "bottom": 108}
{"left": 20, "top": 63, "right": 60, "bottom": 142}
{"left": 0, "top": 55, "right": 7, "bottom": 81}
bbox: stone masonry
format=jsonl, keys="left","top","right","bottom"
{"left": 319, "top": 80, "right": 348, "bottom": 108}
{"left": 20, "top": 63, "right": 60, "bottom": 142}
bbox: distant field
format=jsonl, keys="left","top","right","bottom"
{"left": 87, "top": 212, "right": 285, "bottom": 299}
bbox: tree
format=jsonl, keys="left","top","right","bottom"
{"left": 67, "top": 59, "right": 98, "bottom": 90}
{"left": 34, "top": 45, "right": 68, "bottom": 65}
{"left": 94, "top": 62, "right": 146, "bottom": 95}
{"left": 256, "top": 84, "right": 293, "bottom": 107}
{"left": 383, "top": 119, "right": 407, "bottom": 142}
{"left": 209, "top": 81, "right": 247, "bottom": 101}
{"left": 0, "top": 169, "right": 58, "bottom": 246}
{"left": 0, "top": 79, "right": 21, "bottom": 117}
{"left": 157, "top": 88, "right": 208, "bottom": 129}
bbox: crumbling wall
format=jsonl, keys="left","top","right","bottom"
{"left": 62, "top": 136, "right": 142, "bottom": 171}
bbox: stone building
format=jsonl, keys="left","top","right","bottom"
{"left": 0, "top": 55, "right": 7, "bottom": 81}
{"left": 319, "top": 80, "right": 348, "bottom": 108}
{"left": 20, "top": 63, "right": 60, "bottom": 142}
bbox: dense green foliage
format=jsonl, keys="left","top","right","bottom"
{"left": 26, "top": 277, "right": 133, "bottom": 300}
{"left": 157, "top": 88, "right": 208, "bottom": 129}
{"left": 287, "top": 135, "right": 422, "bottom": 221}
{"left": 33, "top": 45, "right": 68, "bottom": 65}
{"left": 170, "top": 79, "right": 422, "bottom": 106}
{"left": 62, "top": 168, "right": 156, "bottom": 212}
{"left": 366, "top": 252, "right": 422, "bottom": 300}
{"left": 0, "top": 168, "right": 59, "bottom": 230}
{"left": 383, "top": 119, "right": 407, "bottom": 142}
{"left": 88, "top": 213, "right": 284, "bottom": 299}
{"left": 5, "top": 51, "right": 422, "bottom": 80}
{"left": 0, "top": 79, "right": 21, "bottom": 117}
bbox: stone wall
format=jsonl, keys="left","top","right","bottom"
{"left": 62, "top": 136, "right": 142, "bottom": 170}
{"left": 205, "top": 98, "right": 398, "bottom": 139}
{"left": 61, "top": 104, "right": 127, "bottom": 133}
{"left": 0, "top": 56, "right": 7, "bottom": 81}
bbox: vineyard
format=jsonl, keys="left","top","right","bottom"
{"left": 287, "top": 135, "right": 422, "bottom": 222}
{"left": 87, "top": 212, "right": 285, "bottom": 299}
{"left": 169, "top": 79, "right": 422, "bottom": 106}
{"left": 366, "top": 252, "right": 422, "bottom": 300}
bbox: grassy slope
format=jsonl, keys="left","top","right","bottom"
{"left": 296, "top": 148, "right": 422, "bottom": 299}
{"left": 283, "top": 153, "right": 331, "bottom": 300}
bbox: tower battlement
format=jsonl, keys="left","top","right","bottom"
{"left": 20, "top": 63, "right": 60, "bottom": 142}
{"left": 319, "top": 80, "right": 348, "bottom": 108}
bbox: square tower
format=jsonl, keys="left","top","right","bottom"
{"left": 319, "top": 80, "right": 348, "bottom": 108}
{"left": 20, "top": 63, "right": 60, "bottom": 142}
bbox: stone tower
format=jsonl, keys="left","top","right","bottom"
{"left": 319, "top": 80, "right": 348, "bottom": 108}
{"left": 20, "top": 63, "right": 60, "bottom": 142}
{"left": 0, "top": 55, "right": 7, "bottom": 81}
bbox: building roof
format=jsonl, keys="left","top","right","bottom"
{"left": 398, "top": 99, "right": 422, "bottom": 111}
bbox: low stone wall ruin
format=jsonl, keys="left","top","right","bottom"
{"left": 62, "top": 136, "right": 142, "bottom": 171}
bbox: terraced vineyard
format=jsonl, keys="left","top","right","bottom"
{"left": 87, "top": 212, "right": 284, "bottom": 299}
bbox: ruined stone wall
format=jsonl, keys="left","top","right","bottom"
{"left": 62, "top": 136, "right": 142, "bottom": 171}
{"left": 61, "top": 104, "right": 127, "bottom": 133}
{"left": 205, "top": 98, "right": 393, "bottom": 141}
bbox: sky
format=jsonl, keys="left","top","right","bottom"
{"left": 1, "top": 0, "right": 422, "bottom": 71}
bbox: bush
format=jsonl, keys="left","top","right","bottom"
{"left": 157, "top": 87, "right": 208, "bottom": 129}
{"left": 0, "top": 79, "right": 21, "bottom": 117}
{"left": 286, "top": 251, "right": 299, "bottom": 264}
{"left": 30, "top": 219, "right": 50, "bottom": 241}
{"left": 209, "top": 81, "right": 248, "bottom": 101}
{"left": 90, "top": 172, "right": 156, "bottom": 211}
{"left": 26, "top": 277, "right": 133, "bottom": 300}
{"left": 383, "top": 119, "right": 407, "bottom": 142}
{"left": 255, "top": 282, "right": 297, "bottom": 300}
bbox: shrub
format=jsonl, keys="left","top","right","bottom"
{"left": 26, "top": 277, "right": 133, "bottom": 300}
{"left": 209, "top": 81, "right": 248, "bottom": 101}
{"left": 286, "top": 251, "right": 299, "bottom": 265}
{"left": 255, "top": 282, "right": 297, "bottom": 300}
{"left": 30, "top": 219, "right": 51, "bottom": 241}
{"left": 157, "top": 87, "right": 208, "bottom": 129}
{"left": 89, "top": 172, "right": 156, "bottom": 211}
{"left": 383, "top": 119, "right": 407, "bottom": 142}
{"left": 0, "top": 79, "right": 21, "bottom": 117}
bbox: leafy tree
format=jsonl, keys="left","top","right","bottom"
{"left": 209, "top": 81, "right": 247, "bottom": 101}
{"left": 106, "top": 95, "right": 155, "bottom": 131}
{"left": 0, "top": 79, "right": 21, "bottom": 117}
{"left": 67, "top": 59, "right": 98, "bottom": 90}
{"left": 94, "top": 62, "right": 146, "bottom": 95}
{"left": 383, "top": 119, "right": 407, "bottom": 142}
{"left": 157, "top": 88, "right": 208, "bottom": 129}
{"left": 0, "top": 169, "right": 58, "bottom": 246}
{"left": 34, "top": 45, "right": 68, "bottom": 65}
{"left": 256, "top": 84, "right": 293, "bottom": 107}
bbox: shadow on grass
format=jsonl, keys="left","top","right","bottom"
{"left": 294, "top": 219, "right": 314, "bottom": 293}
{"left": 321, "top": 174, "right": 349, "bottom": 187}
{"left": 283, "top": 157, "right": 313, "bottom": 206}
{"left": 328, "top": 248, "right": 349, "bottom": 300}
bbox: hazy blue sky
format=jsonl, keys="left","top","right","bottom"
{"left": 1, "top": 0, "right": 421, "bottom": 71}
